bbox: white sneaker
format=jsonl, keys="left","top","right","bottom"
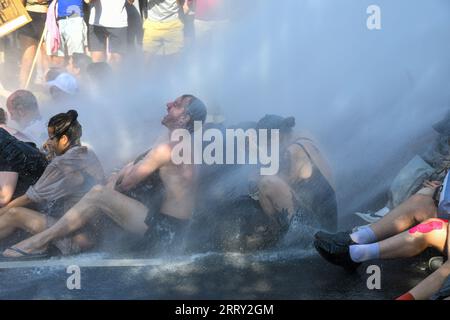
{"left": 354, "top": 207, "right": 390, "bottom": 223}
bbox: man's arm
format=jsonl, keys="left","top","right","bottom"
{"left": 115, "top": 144, "right": 172, "bottom": 192}
{"left": 0, "top": 172, "right": 18, "bottom": 207}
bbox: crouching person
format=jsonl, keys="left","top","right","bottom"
{"left": 246, "top": 115, "right": 337, "bottom": 249}
{"left": 0, "top": 110, "right": 105, "bottom": 258}
{"left": 3, "top": 95, "right": 207, "bottom": 258}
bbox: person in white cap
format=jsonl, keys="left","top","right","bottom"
{"left": 47, "top": 72, "right": 80, "bottom": 104}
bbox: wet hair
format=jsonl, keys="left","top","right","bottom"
{"left": 48, "top": 110, "right": 82, "bottom": 144}
{"left": 181, "top": 94, "right": 207, "bottom": 132}
{"left": 86, "top": 62, "right": 113, "bottom": 84}
{"left": 256, "top": 115, "right": 296, "bottom": 133}
{"left": 72, "top": 53, "right": 92, "bottom": 74}
{"left": 0, "top": 108, "right": 7, "bottom": 125}
{"left": 45, "top": 67, "right": 64, "bottom": 82}
{"left": 6, "top": 90, "right": 39, "bottom": 114}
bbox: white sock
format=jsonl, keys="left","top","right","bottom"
{"left": 349, "top": 243, "right": 380, "bottom": 262}
{"left": 350, "top": 226, "right": 377, "bottom": 244}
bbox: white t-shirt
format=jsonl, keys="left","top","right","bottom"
{"left": 89, "top": 0, "right": 128, "bottom": 28}
{"left": 147, "top": 0, "right": 180, "bottom": 22}
{"left": 22, "top": 119, "right": 47, "bottom": 148}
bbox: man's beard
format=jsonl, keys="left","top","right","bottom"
{"left": 162, "top": 114, "right": 187, "bottom": 130}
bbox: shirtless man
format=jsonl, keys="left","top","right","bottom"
{"left": 3, "top": 94, "right": 207, "bottom": 257}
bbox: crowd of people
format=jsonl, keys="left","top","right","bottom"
{"left": 0, "top": 0, "right": 449, "bottom": 302}
{"left": 0, "top": 0, "right": 231, "bottom": 90}
{"left": 0, "top": 91, "right": 337, "bottom": 258}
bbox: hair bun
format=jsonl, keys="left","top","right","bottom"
{"left": 67, "top": 110, "right": 78, "bottom": 121}
{"left": 283, "top": 116, "right": 295, "bottom": 128}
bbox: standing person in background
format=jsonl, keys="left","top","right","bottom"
{"left": 193, "top": 0, "right": 229, "bottom": 41}
{"left": 18, "top": 0, "right": 50, "bottom": 88}
{"left": 45, "top": 0, "right": 87, "bottom": 68}
{"left": 142, "top": 0, "right": 185, "bottom": 64}
{"left": 86, "top": 0, "right": 128, "bottom": 65}
{"left": 125, "top": 0, "right": 143, "bottom": 55}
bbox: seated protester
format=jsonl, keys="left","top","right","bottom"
{"left": 0, "top": 109, "right": 48, "bottom": 206}
{"left": 317, "top": 182, "right": 450, "bottom": 300}
{"left": 2, "top": 95, "right": 207, "bottom": 258}
{"left": 85, "top": 62, "right": 114, "bottom": 97}
{"left": 0, "top": 107, "right": 34, "bottom": 143}
{"left": 0, "top": 110, "right": 105, "bottom": 257}
{"left": 47, "top": 72, "right": 79, "bottom": 106}
{"left": 356, "top": 110, "right": 450, "bottom": 223}
{"left": 314, "top": 179, "right": 447, "bottom": 273}
{"left": 66, "top": 53, "right": 93, "bottom": 85}
{"left": 251, "top": 115, "right": 337, "bottom": 244}
{"left": 6, "top": 90, "right": 47, "bottom": 148}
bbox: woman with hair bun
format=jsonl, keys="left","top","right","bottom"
{"left": 0, "top": 110, "right": 105, "bottom": 258}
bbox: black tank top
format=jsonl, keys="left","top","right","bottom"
{"left": 289, "top": 139, "right": 337, "bottom": 232}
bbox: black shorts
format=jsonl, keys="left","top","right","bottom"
{"left": 88, "top": 25, "right": 127, "bottom": 54}
{"left": 18, "top": 11, "right": 46, "bottom": 41}
{"left": 142, "top": 211, "right": 189, "bottom": 254}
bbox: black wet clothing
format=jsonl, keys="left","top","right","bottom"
{"left": 0, "top": 128, "right": 48, "bottom": 200}
{"left": 143, "top": 210, "right": 189, "bottom": 253}
{"left": 290, "top": 139, "right": 338, "bottom": 232}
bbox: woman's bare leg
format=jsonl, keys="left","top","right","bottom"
{"left": 377, "top": 218, "right": 447, "bottom": 259}
{"left": 3, "top": 185, "right": 149, "bottom": 257}
{"left": 19, "top": 35, "right": 37, "bottom": 88}
{"left": 0, "top": 207, "right": 47, "bottom": 239}
{"left": 370, "top": 194, "right": 437, "bottom": 241}
{"left": 258, "top": 175, "right": 295, "bottom": 220}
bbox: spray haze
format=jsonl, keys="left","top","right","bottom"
{"left": 3, "top": 0, "right": 447, "bottom": 219}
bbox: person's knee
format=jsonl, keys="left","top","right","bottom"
{"left": 406, "top": 194, "right": 436, "bottom": 220}
{"left": 408, "top": 218, "right": 446, "bottom": 243}
{"left": 258, "top": 176, "right": 285, "bottom": 195}
{"left": 408, "top": 194, "right": 434, "bottom": 208}
{"left": 4, "top": 207, "right": 26, "bottom": 226}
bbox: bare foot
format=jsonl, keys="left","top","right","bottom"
{"left": 2, "top": 241, "right": 47, "bottom": 258}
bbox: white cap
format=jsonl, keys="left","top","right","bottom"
{"left": 47, "top": 73, "right": 79, "bottom": 95}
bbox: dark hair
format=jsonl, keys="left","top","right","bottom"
{"left": 6, "top": 90, "right": 39, "bottom": 113}
{"left": 181, "top": 94, "right": 207, "bottom": 132}
{"left": 0, "top": 108, "right": 7, "bottom": 125}
{"left": 87, "top": 62, "right": 113, "bottom": 84}
{"left": 256, "top": 115, "right": 296, "bottom": 133}
{"left": 48, "top": 110, "right": 82, "bottom": 144}
{"left": 72, "top": 53, "right": 92, "bottom": 74}
{"left": 45, "top": 67, "right": 64, "bottom": 82}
